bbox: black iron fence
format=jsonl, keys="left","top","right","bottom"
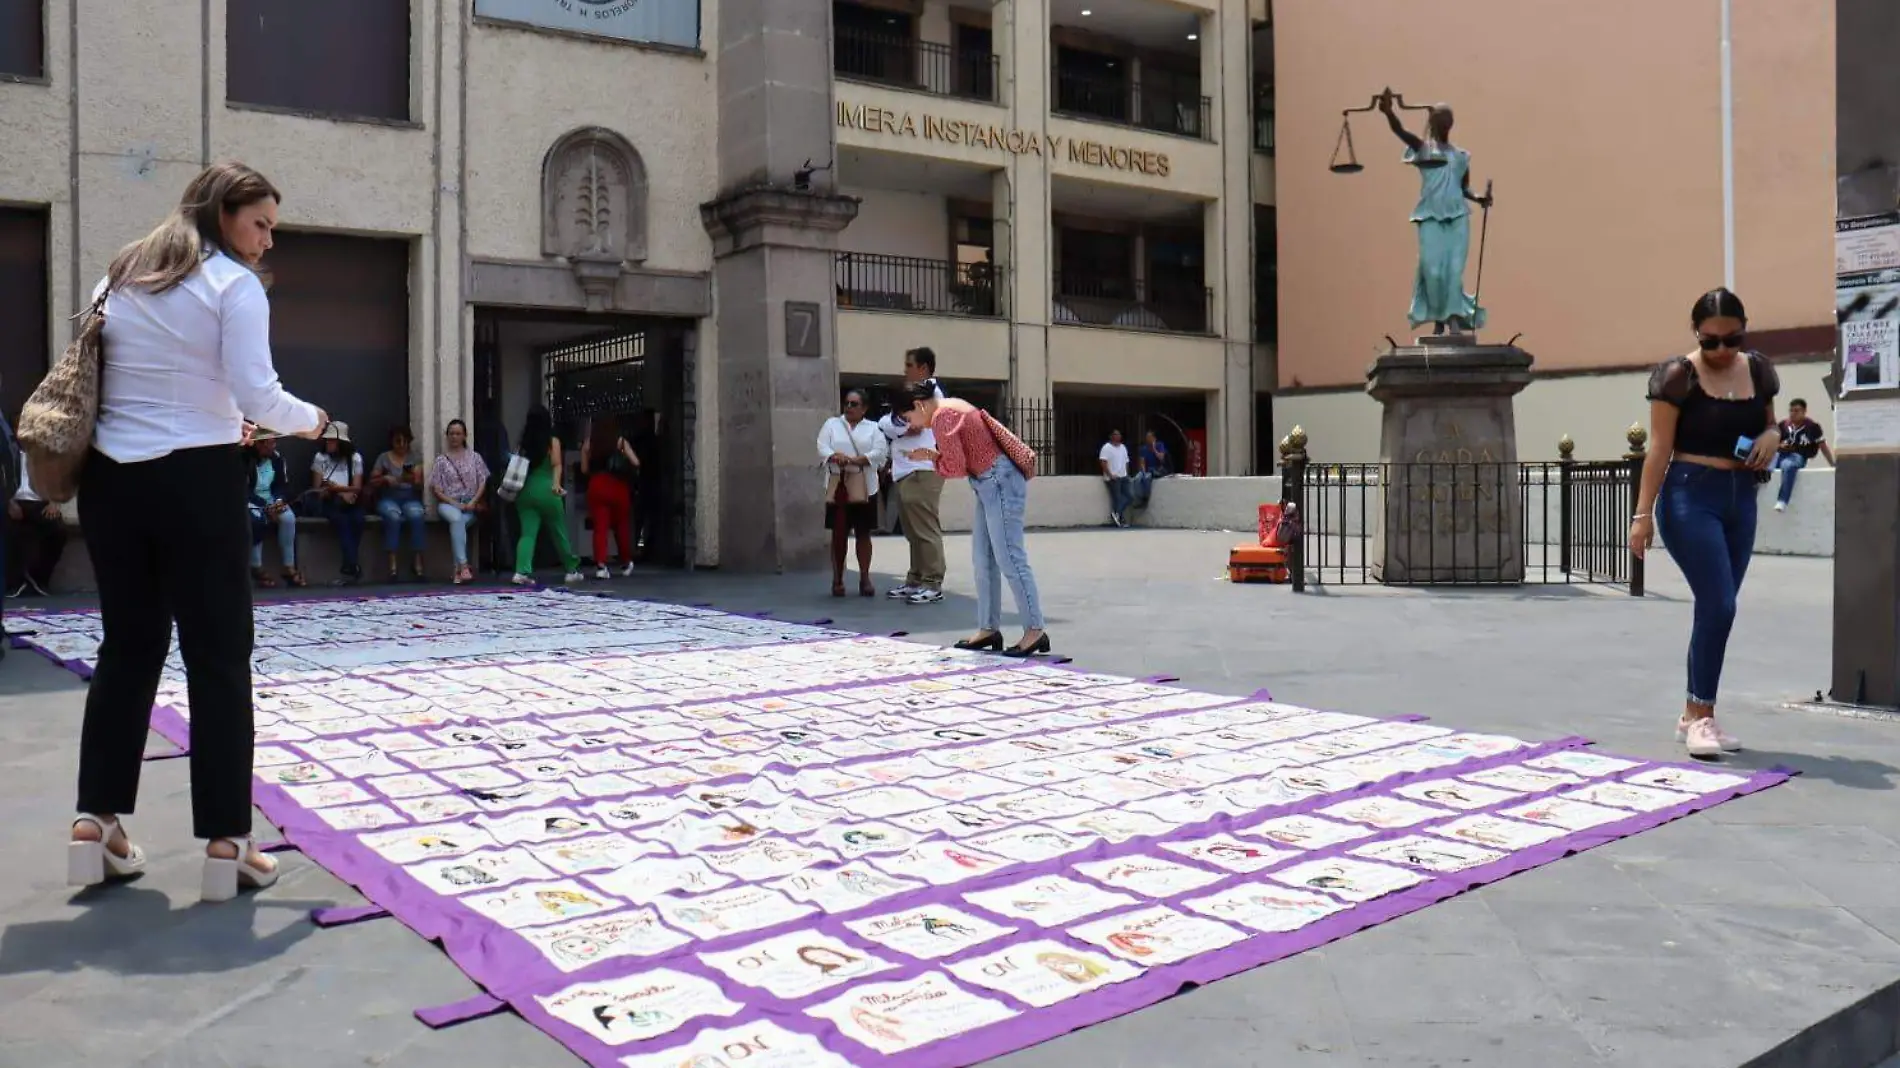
{"left": 1052, "top": 274, "right": 1211, "bottom": 334}
{"left": 836, "top": 253, "right": 1005, "bottom": 317}
{"left": 1052, "top": 66, "right": 1212, "bottom": 141}
{"left": 835, "top": 28, "right": 998, "bottom": 102}
{"left": 1277, "top": 430, "right": 1645, "bottom": 595}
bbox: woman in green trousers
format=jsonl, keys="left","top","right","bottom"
{"left": 510, "top": 404, "right": 584, "bottom": 586}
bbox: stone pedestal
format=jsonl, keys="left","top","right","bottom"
{"left": 1367, "top": 335, "right": 1535, "bottom": 584}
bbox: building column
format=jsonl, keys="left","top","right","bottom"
{"left": 1211, "top": 0, "right": 1257, "bottom": 475}
{"left": 701, "top": 0, "right": 860, "bottom": 573}
{"left": 1003, "top": 0, "right": 1052, "bottom": 411}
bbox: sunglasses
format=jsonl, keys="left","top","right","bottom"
{"left": 1697, "top": 332, "right": 1746, "bottom": 351}
{"left": 844, "top": 399, "right": 864, "bottom": 408}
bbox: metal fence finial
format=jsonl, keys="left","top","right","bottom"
{"left": 1625, "top": 422, "right": 1648, "bottom": 460}
{"left": 1557, "top": 434, "right": 1574, "bottom": 462}
{"left": 1279, "top": 425, "right": 1309, "bottom": 466}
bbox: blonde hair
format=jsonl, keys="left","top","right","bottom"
{"left": 105, "top": 161, "right": 281, "bottom": 296}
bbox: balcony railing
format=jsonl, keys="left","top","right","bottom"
{"left": 1052, "top": 66, "right": 1212, "bottom": 141}
{"left": 1052, "top": 274, "right": 1211, "bottom": 334}
{"left": 834, "top": 28, "right": 999, "bottom": 102}
{"left": 836, "top": 253, "right": 1006, "bottom": 317}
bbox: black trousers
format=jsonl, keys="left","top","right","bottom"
{"left": 77, "top": 446, "right": 256, "bottom": 839}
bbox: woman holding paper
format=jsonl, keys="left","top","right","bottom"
{"left": 66, "top": 161, "right": 327, "bottom": 901}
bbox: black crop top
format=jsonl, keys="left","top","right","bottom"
{"left": 1646, "top": 352, "right": 1779, "bottom": 460}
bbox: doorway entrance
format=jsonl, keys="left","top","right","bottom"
{"left": 472, "top": 308, "right": 697, "bottom": 573}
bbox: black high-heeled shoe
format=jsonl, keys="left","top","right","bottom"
{"left": 1002, "top": 632, "right": 1052, "bottom": 658}
{"left": 953, "top": 631, "right": 1004, "bottom": 652}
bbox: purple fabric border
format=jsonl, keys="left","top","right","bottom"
{"left": 312, "top": 904, "right": 391, "bottom": 928}
{"left": 415, "top": 993, "right": 508, "bottom": 1028}
{"left": 10, "top": 597, "right": 1795, "bottom": 1068}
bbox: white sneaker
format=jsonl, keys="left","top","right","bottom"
{"left": 908, "top": 589, "right": 944, "bottom": 604}
{"left": 594, "top": 566, "right": 611, "bottom": 580}
{"left": 1676, "top": 714, "right": 1741, "bottom": 752}
{"left": 620, "top": 562, "right": 636, "bottom": 577}
{"left": 1774, "top": 501, "right": 1786, "bottom": 512}
{"left": 563, "top": 571, "right": 586, "bottom": 584}
{"left": 510, "top": 573, "right": 534, "bottom": 586}
{"left": 887, "top": 585, "right": 919, "bottom": 600}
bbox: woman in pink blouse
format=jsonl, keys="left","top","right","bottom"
{"left": 902, "top": 380, "right": 1048, "bottom": 657}
{"left": 429, "top": 419, "right": 491, "bottom": 584}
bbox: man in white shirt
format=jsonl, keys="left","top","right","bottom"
{"left": 879, "top": 348, "right": 949, "bottom": 604}
{"left": 6, "top": 459, "right": 67, "bottom": 596}
{"left": 1099, "top": 429, "right": 1133, "bottom": 527}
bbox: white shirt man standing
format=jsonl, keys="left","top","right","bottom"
{"left": 879, "top": 347, "right": 948, "bottom": 603}
{"left": 1099, "top": 429, "right": 1132, "bottom": 527}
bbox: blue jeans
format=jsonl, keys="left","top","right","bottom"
{"left": 970, "top": 460, "right": 1044, "bottom": 632}
{"left": 1773, "top": 452, "right": 1806, "bottom": 505}
{"left": 437, "top": 502, "right": 478, "bottom": 566}
{"left": 377, "top": 496, "right": 426, "bottom": 552}
{"left": 1105, "top": 476, "right": 1132, "bottom": 520}
{"left": 249, "top": 504, "right": 297, "bottom": 568}
{"left": 1658, "top": 463, "right": 1757, "bottom": 706}
{"left": 322, "top": 499, "right": 365, "bottom": 573}
{"left": 1130, "top": 470, "right": 1154, "bottom": 508}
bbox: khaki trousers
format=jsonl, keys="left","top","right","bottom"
{"left": 897, "top": 470, "right": 946, "bottom": 590}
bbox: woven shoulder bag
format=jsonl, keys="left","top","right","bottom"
{"left": 17, "top": 290, "right": 109, "bottom": 503}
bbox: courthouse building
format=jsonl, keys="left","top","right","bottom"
{"left": 0, "top": 0, "right": 1837, "bottom": 572}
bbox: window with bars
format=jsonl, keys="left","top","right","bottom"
{"left": 261, "top": 232, "right": 412, "bottom": 481}
{"left": 0, "top": 207, "right": 49, "bottom": 424}
{"left": 0, "top": 0, "right": 44, "bottom": 79}
{"left": 227, "top": 0, "right": 411, "bottom": 122}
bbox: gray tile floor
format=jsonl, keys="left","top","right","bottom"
{"left": 1, "top": 530, "right": 1895, "bottom": 1068}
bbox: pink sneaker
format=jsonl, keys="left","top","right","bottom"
{"left": 1675, "top": 714, "right": 1741, "bottom": 751}
{"left": 1679, "top": 716, "right": 1737, "bottom": 758}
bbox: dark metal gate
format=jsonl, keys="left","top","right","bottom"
{"left": 542, "top": 322, "right": 694, "bottom": 569}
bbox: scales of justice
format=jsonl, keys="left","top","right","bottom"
{"left": 1329, "top": 87, "right": 1535, "bottom": 585}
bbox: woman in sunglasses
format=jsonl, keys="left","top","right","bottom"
{"left": 1630, "top": 287, "right": 1778, "bottom": 758}
{"left": 816, "top": 389, "right": 888, "bottom": 597}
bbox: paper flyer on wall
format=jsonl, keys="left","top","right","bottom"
{"left": 1834, "top": 267, "right": 1900, "bottom": 394}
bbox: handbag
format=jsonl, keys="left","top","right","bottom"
{"left": 979, "top": 410, "right": 1038, "bottom": 479}
{"left": 17, "top": 290, "right": 109, "bottom": 503}
{"left": 822, "top": 418, "right": 869, "bottom": 503}
{"left": 497, "top": 453, "right": 531, "bottom": 502}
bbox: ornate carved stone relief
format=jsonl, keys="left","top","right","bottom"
{"left": 542, "top": 127, "right": 648, "bottom": 310}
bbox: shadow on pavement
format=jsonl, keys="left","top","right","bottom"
{"left": 0, "top": 884, "right": 325, "bottom": 977}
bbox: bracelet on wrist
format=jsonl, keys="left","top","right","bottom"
{"left": 1631, "top": 513, "right": 1652, "bottom": 521}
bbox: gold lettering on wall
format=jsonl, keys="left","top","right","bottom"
{"left": 838, "top": 101, "right": 1171, "bottom": 177}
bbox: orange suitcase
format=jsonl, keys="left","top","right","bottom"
{"left": 1228, "top": 543, "right": 1290, "bottom": 584}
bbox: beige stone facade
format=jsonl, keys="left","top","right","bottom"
{"left": 0, "top": 0, "right": 1279, "bottom": 571}
{"left": 1, "top": 0, "right": 1840, "bottom": 568}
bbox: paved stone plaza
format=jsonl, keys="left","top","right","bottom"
{"left": 0, "top": 530, "right": 1895, "bottom": 1068}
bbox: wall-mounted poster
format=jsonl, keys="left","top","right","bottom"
{"left": 1836, "top": 267, "right": 1900, "bottom": 394}
{"left": 475, "top": 0, "right": 700, "bottom": 50}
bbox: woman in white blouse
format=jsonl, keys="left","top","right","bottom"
{"left": 68, "top": 162, "right": 327, "bottom": 903}
{"left": 816, "top": 388, "right": 889, "bottom": 597}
